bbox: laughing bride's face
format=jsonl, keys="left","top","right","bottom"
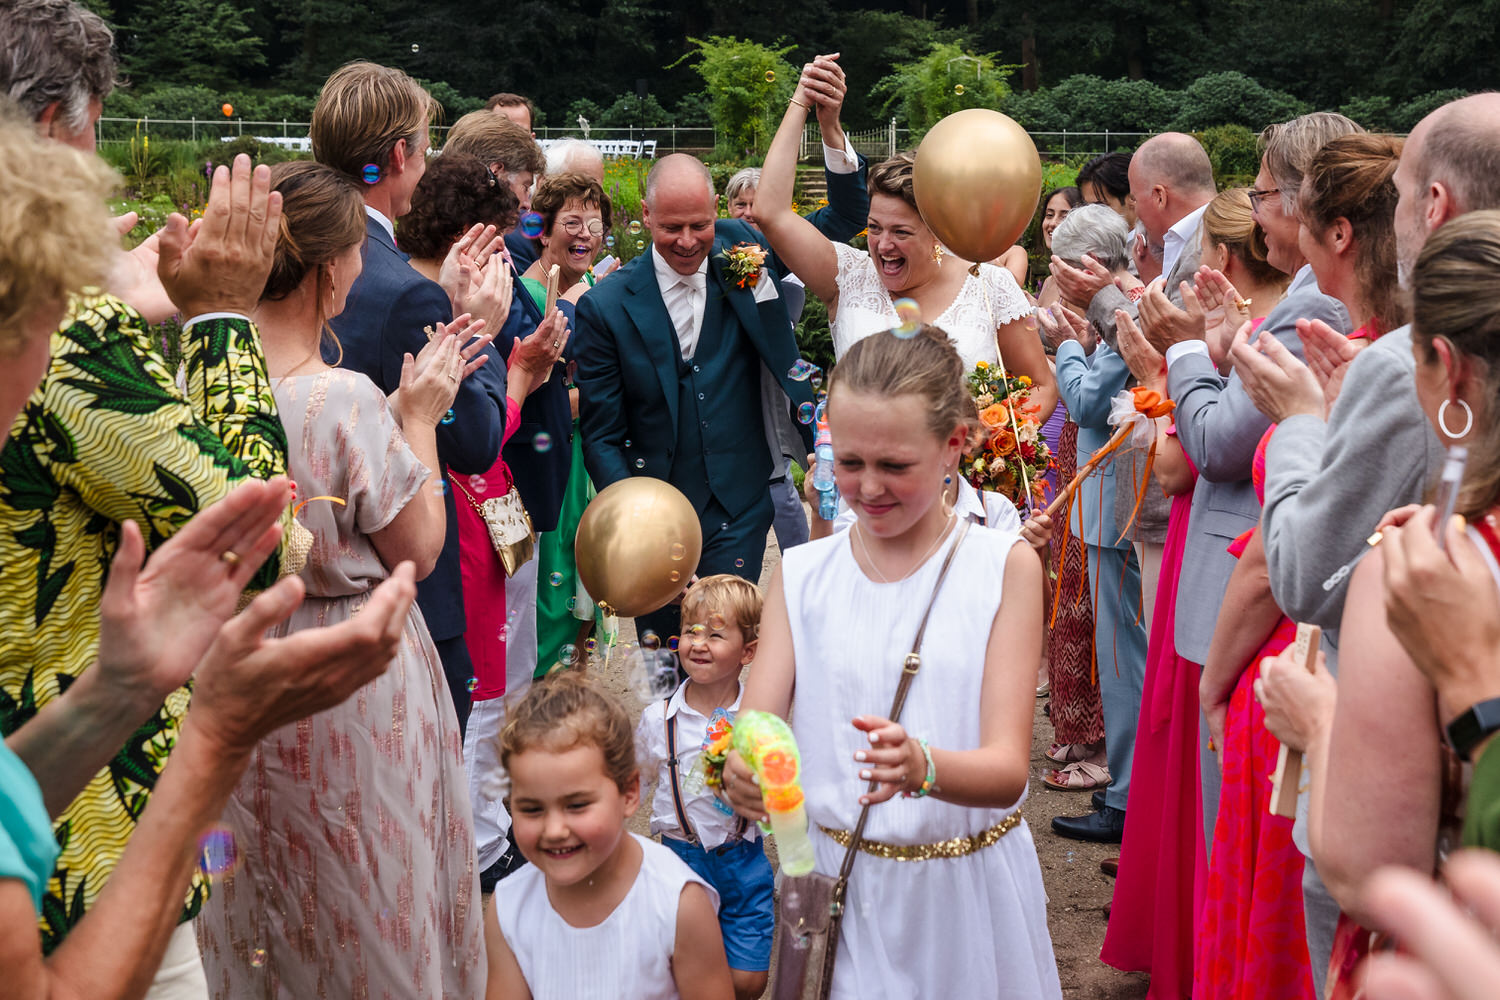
{"left": 865, "top": 193, "right": 939, "bottom": 295}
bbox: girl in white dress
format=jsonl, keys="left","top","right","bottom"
{"left": 751, "top": 54, "right": 1057, "bottom": 420}
{"left": 487, "top": 671, "right": 734, "bottom": 1000}
{"left": 724, "top": 326, "right": 1062, "bottom": 998}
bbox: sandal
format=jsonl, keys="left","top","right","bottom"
{"left": 1044, "top": 760, "right": 1111, "bottom": 791}
{"left": 1045, "top": 742, "right": 1097, "bottom": 764}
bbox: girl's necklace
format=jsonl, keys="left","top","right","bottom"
{"left": 853, "top": 513, "right": 955, "bottom": 584}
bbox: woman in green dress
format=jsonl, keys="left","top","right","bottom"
{"left": 520, "top": 173, "right": 613, "bottom": 675}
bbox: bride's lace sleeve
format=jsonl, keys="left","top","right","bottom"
{"left": 980, "top": 263, "right": 1033, "bottom": 327}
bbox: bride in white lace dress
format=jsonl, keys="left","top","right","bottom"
{"left": 754, "top": 55, "right": 1058, "bottom": 420}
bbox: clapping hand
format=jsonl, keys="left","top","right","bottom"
{"left": 157, "top": 154, "right": 282, "bottom": 321}
{"left": 95, "top": 477, "right": 293, "bottom": 716}
{"left": 397, "top": 329, "right": 466, "bottom": 428}
{"left": 1300, "top": 318, "right": 1364, "bottom": 412}
{"left": 108, "top": 214, "right": 180, "bottom": 325}
{"left": 1138, "top": 277, "right": 1208, "bottom": 353}
{"left": 508, "top": 308, "right": 570, "bottom": 395}
{"left": 1192, "top": 268, "right": 1253, "bottom": 369}
{"left": 1229, "top": 328, "right": 1324, "bottom": 422}
{"left": 1035, "top": 304, "right": 1096, "bottom": 355}
{"left": 187, "top": 561, "right": 415, "bottom": 760}
{"left": 1113, "top": 309, "right": 1168, "bottom": 389}
{"left": 1048, "top": 254, "right": 1113, "bottom": 309}
{"left": 440, "top": 224, "right": 512, "bottom": 331}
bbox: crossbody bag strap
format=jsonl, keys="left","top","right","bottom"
{"left": 834, "top": 518, "right": 971, "bottom": 888}
{"left": 664, "top": 700, "right": 699, "bottom": 845}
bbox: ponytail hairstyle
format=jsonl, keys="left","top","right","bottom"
{"left": 262, "top": 161, "right": 366, "bottom": 365}
{"left": 1410, "top": 210, "right": 1500, "bottom": 519}
{"left": 828, "top": 325, "right": 968, "bottom": 442}
{"left": 1299, "top": 133, "right": 1406, "bottom": 337}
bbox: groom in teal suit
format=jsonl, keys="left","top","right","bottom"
{"left": 575, "top": 154, "right": 815, "bottom": 639}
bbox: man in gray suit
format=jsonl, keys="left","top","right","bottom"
{"left": 1230, "top": 94, "right": 1500, "bottom": 994}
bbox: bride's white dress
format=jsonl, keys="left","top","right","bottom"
{"left": 828, "top": 242, "right": 1032, "bottom": 367}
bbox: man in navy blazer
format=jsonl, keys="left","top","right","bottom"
{"left": 313, "top": 63, "right": 509, "bottom": 733}
{"left": 575, "top": 155, "right": 816, "bottom": 641}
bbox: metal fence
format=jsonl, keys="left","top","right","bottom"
{"left": 97, "top": 115, "right": 1154, "bottom": 161}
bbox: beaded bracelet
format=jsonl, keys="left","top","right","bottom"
{"left": 904, "top": 738, "right": 936, "bottom": 798}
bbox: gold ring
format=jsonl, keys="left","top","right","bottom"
{"left": 1233, "top": 297, "right": 1251, "bottom": 311}
{"left": 219, "top": 550, "right": 241, "bottom": 565}
{"left": 552, "top": 341, "right": 560, "bottom": 349}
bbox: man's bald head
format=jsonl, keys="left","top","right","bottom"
{"left": 644, "top": 154, "right": 716, "bottom": 210}
{"left": 1128, "top": 132, "right": 1215, "bottom": 243}
{"left": 1413, "top": 93, "right": 1500, "bottom": 215}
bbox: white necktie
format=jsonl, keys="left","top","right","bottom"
{"left": 670, "top": 277, "right": 699, "bottom": 359}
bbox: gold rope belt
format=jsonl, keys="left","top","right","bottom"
{"left": 818, "top": 811, "right": 1023, "bottom": 862}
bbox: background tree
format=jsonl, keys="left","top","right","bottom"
{"left": 673, "top": 36, "right": 796, "bottom": 158}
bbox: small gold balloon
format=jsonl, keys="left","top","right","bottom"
{"left": 913, "top": 109, "right": 1042, "bottom": 264}
{"left": 764, "top": 70, "right": 776, "bottom": 83}
{"left": 575, "top": 479, "right": 703, "bottom": 618}
{"left": 953, "top": 83, "right": 965, "bottom": 96}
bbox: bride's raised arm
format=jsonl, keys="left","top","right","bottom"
{"left": 754, "top": 59, "right": 844, "bottom": 306}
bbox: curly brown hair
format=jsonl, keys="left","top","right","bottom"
{"left": 528, "top": 172, "right": 612, "bottom": 246}
{"left": 397, "top": 153, "right": 519, "bottom": 260}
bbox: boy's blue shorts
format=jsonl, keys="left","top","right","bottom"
{"left": 662, "top": 834, "right": 775, "bottom": 972}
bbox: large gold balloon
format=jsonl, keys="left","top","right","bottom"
{"left": 575, "top": 478, "right": 703, "bottom": 618}
{"left": 912, "top": 109, "right": 1042, "bottom": 265}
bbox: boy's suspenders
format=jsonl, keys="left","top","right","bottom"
{"left": 663, "top": 700, "right": 747, "bottom": 846}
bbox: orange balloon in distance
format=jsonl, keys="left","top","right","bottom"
{"left": 222, "top": 103, "right": 234, "bottom": 117}
{"left": 912, "top": 109, "right": 1043, "bottom": 264}
{"left": 574, "top": 478, "right": 703, "bottom": 618}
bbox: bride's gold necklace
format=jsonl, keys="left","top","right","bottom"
{"left": 853, "top": 514, "right": 955, "bottom": 584}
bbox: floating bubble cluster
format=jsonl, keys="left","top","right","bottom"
{"left": 787, "top": 359, "right": 820, "bottom": 382}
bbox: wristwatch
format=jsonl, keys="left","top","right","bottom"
{"left": 1445, "top": 697, "right": 1500, "bottom": 761}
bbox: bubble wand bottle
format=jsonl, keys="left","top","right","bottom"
{"left": 731, "top": 710, "right": 815, "bottom": 876}
{"left": 812, "top": 401, "right": 839, "bottom": 521}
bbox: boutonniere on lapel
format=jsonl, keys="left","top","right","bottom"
{"left": 718, "top": 242, "right": 769, "bottom": 290}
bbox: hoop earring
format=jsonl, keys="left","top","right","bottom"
{"left": 932, "top": 243, "right": 945, "bottom": 266}
{"left": 1438, "top": 398, "right": 1474, "bottom": 439}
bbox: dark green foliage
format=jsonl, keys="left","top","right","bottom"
{"left": 1196, "top": 125, "right": 1262, "bottom": 188}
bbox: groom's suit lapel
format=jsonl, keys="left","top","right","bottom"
{"left": 622, "top": 259, "right": 681, "bottom": 430}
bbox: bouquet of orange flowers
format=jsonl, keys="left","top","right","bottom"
{"left": 962, "top": 361, "right": 1052, "bottom": 508}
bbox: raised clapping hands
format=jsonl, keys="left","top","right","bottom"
{"left": 1360, "top": 851, "right": 1500, "bottom": 1000}
{"left": 1137, "top": 276, "right": 1208, "bottom": 353}
{"left": 95, "top": 477, "right": 292, "bottom": 717}
{"left": 1048, "top": 254, "right": 1113, "bottom": 309}
{"left": 1113, "top": 309, "right": 1168, "bottom": 389}
{"left": 1192, "top": 267, "right": 1253, "bottom": 369}
{"left": 157, "top": 153, "right": 282, "bottom": 321}
{"left": 1380, "top": 505, "right": 1500, "bottom": 725}
{"left": 440, "top": 223, "right": 513, "bottom": 331}
{"left": 1229, "top": 323, "right": 1325, "bottom": 422}
{"left": 1035, "top": 304, "right": 1096, "bottom": 355}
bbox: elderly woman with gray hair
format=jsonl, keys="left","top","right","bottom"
{"left": 1049, "top": 203, "right": 1143, "bottom": 343}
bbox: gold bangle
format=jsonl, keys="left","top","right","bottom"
{"left": 789, "top": 98, "right": 811, "bottom": 112}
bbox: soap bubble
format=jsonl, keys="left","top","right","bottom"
{"left": 466, "top": 677, "right": 479, "bottom": 692}
{"left": 197, "top": 826, "right": 239, "bottom": 876}
{"left": 668, "top": 635, "right": 680, "bottom": 651}
{"left": 498, "top": 624, "right": 509, "bottom": 642}
{"left": 627, "top": 220, "right": 643, "bottom": 235}
{"left": 893, "top": 298, "right": 922, "bottom": 337}
{"left": 566, "top": 596, "right": 577, "bottom": 611}
{"left": 708, "top": 612, "right": 726, "bottom": 631}
{"left": 251, "top": 949, "right": 267, "bottom": 968}
{"left": 519, "top": 212, "right": 545, "bottom": 239}
{"left": 560, "top": 643, "right": 577, "bottom": 663}
{"left": 549, "top": 572, "right": 564, "bottom": 587}
{"left": 433, "top": 478, "right": 448, "bottom": 497}
{"left": 605, "top": 235, "right": 615, "bottom": 248}
{"left": 642, "top": 631, "right": 661, "bottom": 650}
{"left": 670, "top": 542, "right": 686, "bottom": 561}
{"left": 584, "top": 638, "right": 598, "bottom": 653}
{"left": 787, "top": 359, "right": 819, "bottom": 382}
{"left": 411, "top": 43, "right": 420, "bottom": 53}
{"left": 734, "top": 558, "right": 745, "bottom": 568}
{"left": 627, "top": 647, "right": 678, "bottom": 701}
{"left": 468, "top": 474, "right": 487, "bottom": 494}
{"left": 361, "top": 163, "right": 381, "bottom": 185}
{"left": 953, "top": 83, "right": 965, "bottom": 96}
{"left": 441, "top": 409, "right": 455, "bottom": 425}
{"left": 764, "top": 70, "right": 777, "bottom": 83}
{"left": 634, "top": 457, "right": 645, "bottom": 469}
{"left": 797, "top": 401, "right": 816, "bottom": 424}
{"left": 810, "top": 372, "right": 824, "bottom": 389}
{"left": 669, "top": 570, "right": 681, "bottom": 582}
{"left": 635, "top": 240, "right": 645, "bottom": 250}
{"left": 533, "top": 431, "right": 553, "bottom": 452}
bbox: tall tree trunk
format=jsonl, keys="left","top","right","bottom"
{"left": 1020, "top": 13, "right": 1037, "bottom": 90}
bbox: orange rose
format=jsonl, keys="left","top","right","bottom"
{"left": 979, "top": 403, "right": 1009, "bottom": 430}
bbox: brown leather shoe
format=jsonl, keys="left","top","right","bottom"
{"left": 1100, "top": 856, "right": 1119, "bottom": 877}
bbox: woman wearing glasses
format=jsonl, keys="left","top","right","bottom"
{"left": 521, "top": 173, "right": 612, "bottom": 304}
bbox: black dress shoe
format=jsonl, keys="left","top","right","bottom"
{"left": 1091, "top": 789, "right": 1107, "bottom": 812}
{"left": 1051, "top": 805, "right": 1126, "bottom": 843}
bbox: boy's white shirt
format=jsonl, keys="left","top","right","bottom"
{"left": 634, "top": 680, "right": 759, "bottom": 850}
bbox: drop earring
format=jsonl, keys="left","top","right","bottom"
{"left": 942, "top": 473, "right": 954, "bottom": 518}
{"left": 932, "top": 243, "right": 945, "bottom": 266}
